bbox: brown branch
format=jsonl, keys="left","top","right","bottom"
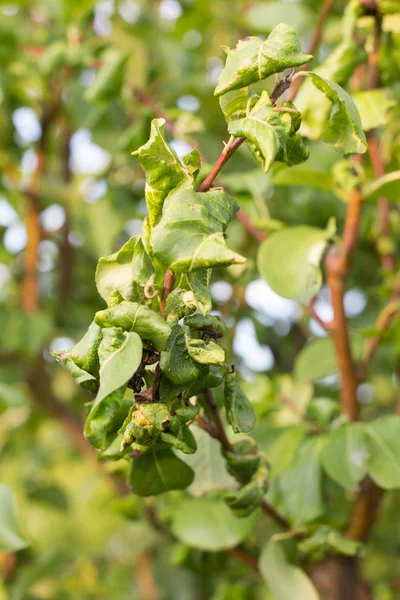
{"left": 227, "top": 548, "right": 259, "bottom": 572}
{"left": 345, "top": 477, "right": 383, "bottom": 542}
{"left": 236, "top": 209, "right": 267, "bottom": 243}
{"left": 288, "top": 0, "right": 335, "bottom": 100}
{"left": 325, "top": 246, "right": 360, "bottom": 421}
{"left": 203, "top": 388, "right": 292, "bottom": 532}
{"left": 57, "top": 123, "right": 73, "bottom": 322}
{"left": 133, "top": 87, "right": 175, "bottom": 134}
{"left": 136, "top": 552, "right": 160, "bottom": 600}
{"left": 358, "top": 286, "right": 400, "bottom": 378}
{"left": 306, "top": 299, "right": 333, "bottom": 332}
{"left": 21, "top": 93, "right": 60, "bottom": 313}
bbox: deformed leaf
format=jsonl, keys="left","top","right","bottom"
{"left": 321, "top": 423, "right": 369, "bottom": 490}
{"left": 364, "top": 416, "right": 400, "bottom": 489}
{"left": 299, "top": 72, "right": 367, "bottom": 155}
{"left": 259, "top": 539, "right": 319, "bottom": 600}
{"left": 95, "top": 301, "right": 171, "bottom": 351}
{"left": 257, "top": 219, "right": 336, "bottom": 302}
{"left": 151, "top": 188, "right": 245, "bottom": 272}
{"left": 187, "top": 270, "right": 212, "bottom": 315}
{"left": 96, "top": 237, "right": 138, "bottom": 305}
{"left": 129, "top": 447, "right": 194, "bottom": 496}
{"left": 170, "top": 496, "right": 257, "bottom": 551}
{"left": 224, "top": 370, "right": 256, "bottom": 434}
{"left": 0, "top": 484, "right": 28, "bottom": 552}
{"left": 160, "top": 325, "right": 204, "bottom": 385}
{"left": 132, "top": 118, "right": 200, "bottom": 226}
{"left": 52, "top": 321, "right": 103, "bottom": 393}
{"left": 84, "top": 328, "right": 142, "bottom": 449}
{"left": 228, "top": 92, "right": 309, "bottom": 172}
{"left": 215, "top": 24, "right": 312, "bottom": 96}
{"left": 219, "top": 88, "right": 249, "bottom": 122}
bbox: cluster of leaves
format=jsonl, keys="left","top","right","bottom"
{"left": 3, "top": 1, "right": 400, "bottom": 598}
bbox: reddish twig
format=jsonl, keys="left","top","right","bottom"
{"left": 159, "top": 269, "right": 175, "bottom": 317}
{"left": 288, "top": 0, "right": 335, "bottom": 100}
{"left": 306, "top": 299, "right": 333, "bottom": 332}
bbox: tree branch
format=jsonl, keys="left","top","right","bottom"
{"left": 203, "top": 389, "right": 292, "bottom": 532}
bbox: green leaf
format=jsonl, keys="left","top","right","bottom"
{"left": 321, "top": 423, "right": 369, "bottom": 490}
{"left": 228, "top": 92, "right": 309, "bottom": 173}
{"left": 257, "top": 220, "right": 336, "bottom": 302}
{"left": 187, "top": 270, "right": 212, "bottom": 316}
{"left": 224, "top": 371, "right": 256, "bottom": 434}
{"left": 160, "top": 325, "right": 204, "bottom": 385}
{"left": 254, "top": 425, "right": 306, "bottom": 479}
{"left": 364, "top": 416, "right": 400, "bottom": 489}
{"left": 353, "top": 88, "right": 396, "bottom": 131}
{"left": 299, "top": 526, "right": 362, "bottom": 559}
{"left": 294, "top": 336, "right": 365, "bottom": 382}
{"left": 259, "top": 539, "right": 319, "bottom": 600}
{"left": 277, "top": 437, "right": 325, "bottom": 528}
{"left": 129, "top": 447, "right": 194, "bottom": 496}
{"left": 179, "top": 426, "right": 236, "bottom": 496}
{"left": 170, "top": 496, "right": 257, "bottom": 551}
{"left": 272, "top": 165, "right": 333, "bottom": 191}
{"left": 219, "top": 88, "right": 249, "bottom": 122}
{"left": 52, "top": 321, "right": 103, "bottom": 393}
{"left": 95, "top": 329, "right": 142, "bottom": 405}
{"left": 363, "top": 170, "right": 400, "bottom": 203}
{"left": 95, "top": 236, "right": 153, "bottom": 305}
{"left": 151, "top": 188, "right": 245, "bottom": 272}
{"left": 95, "top": 301, "right": 171, "bottom": 351}
{"left": 215, "top": 24, "right": 312, "bottom": 96}
{"left": 185, "top": 328, "right": 225, "bottom": 365}
{"left": 132, "top": 118, "right": 200, "bottom": 226}
{"left": 84, "top": 329, "right": 142, "bottom": 449}
{"left": 0, "top": 484, "right": 28, "bottom": 552}
{"left": 86, "top": 49, "right": 129, "bottom": 102}
{"left": 299, "top": 72, "right": 367, "bottom": 155}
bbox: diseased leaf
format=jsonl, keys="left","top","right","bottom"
{"left": 84, "top": 328, "right": 142, "bottom": 449}
{"left": 131, "top": 237, "right": 154, "bottom": 287}
{"left": 299, "top": 72, "right": 367, "bottom": 155}
{"left": 321, "top": 423, "right": 369, "bottom": 490}
{"left": 187, "top": 270, "right": 212, "bottom": 315}
{"left": 0, "top": 484, "right": 28, "bottom": 552}
{"left": 96, "top": 236, "right": 138, "bottom": 305}
{"left": 129, "top": 447, "right": 194, "bottom": 496}
{"left": 170, "top": 496, "right": 257, "bottom": 551}
{"left": 224, "top": 371, "right": 256, "bottom": 434}
{"left": 219, "top": 88, "right": 249, "bottom": 122}
{"left": 95, "top": 301, "right": 171, "bottom": 351}
{"left": 364, "top": 416, "right": 400, "bottom": 489}
{"left": 257, "top": 219, "right": 336, "bottom": 302}
{"left": 259, "top": 539, "right": 319, "bottom": 600}
{"left": 160, "top": 325, "right": 204, "bottom": 384}
{"left": 151, "top": 188, "right": 245, "bottom": 272}
{"left": 215, "top": 24, "right": 312, "bottom": 96}
{"left": 229, "top": 92, "right": 309, "bottom": 173}
{"left": 52, "top": 321, "right": 103, "bottom": 393}
{"left": 132, "top": 118, "right": 200, "bottom": 226}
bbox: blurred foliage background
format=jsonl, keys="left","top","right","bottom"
{"left": 1, "top": 0, "right": 400, "bottom": 598}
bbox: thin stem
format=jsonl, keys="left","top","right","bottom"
{"left": 198, "top": 75, "right": 294, "bottom": 193}
{"left": 57, "top": 123, "right": 73, "bottom": 322}
{"left": 288, "top": 0, "right": 335, "bottom": 100}
{"left": 306, "top": 299, "right": 333, "bottom": 332}
{"left": 203, "top": 388, "right": 292, "bottom": 532}
{"left": 358, "top": 287, "right": 400, "bottom": 378}
{"left": 159, "top": 269, "right": 175, "bottom": 317}
{"left": 236, "top": 209, "right": 266, "bottom": 243}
